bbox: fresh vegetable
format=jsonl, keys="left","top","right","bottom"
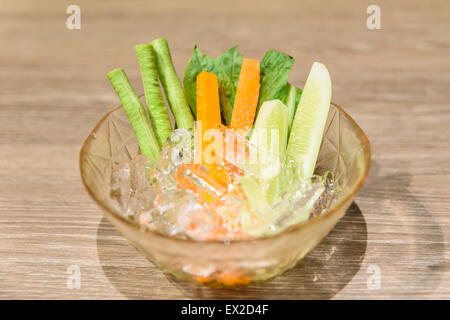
{"left": 195, "top": 71, "right": 222, "bottom": 164}
{"left": 239, "top": 175, "right": 270, "bottom": 217}
{"left": 250, "top": 99, "right": 289, "bottom": 163}
{"left": 134, "top": 44, "right": 172, "bottom": 147}
{"left": 249, "top": 99, "right": 289, "bottom": 204}
{"left": 218, "top": 80, "right": 234, "bottom": 126}
{"left": 256, "top": 50, "right": 294, "bottom": 117}
{"left": 183, "top": 46, "right": 243, "bottom": 124}
{"left": 283, "top": 84, "right": 302, "bottom": 135}
{"left": 216, "top": 47, "right": 243, "bottom": 124}
{"left": 216, "top": 47, "right": 243, "bottom": 90}
{"left": 106, "top": 40, "right": 337, "bottom": 244}
{"left": 183, "top": 46, "right": 218, "bottom": 117}
{"left": 151, "top": 38, "right": 194, "bottom": 129}
{"left": 294, "top": 85, "right": 303, "bottom": 110}
{"left": 230, "top": 58, "right": 260, "bottom": 131}
{"left": 286, "top": 62, "right": 332, "bottom": 180}
{"left": 283, "top": 84, "right": 297, "bottom": 135}
{"left": 107, "top": 68, "right": 160, "bottom": 160}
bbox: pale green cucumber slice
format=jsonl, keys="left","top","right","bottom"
{"left": 135, "top": 44, "right": 172, "bottom": 147}
{"left": 239, "top": 175, "right": 270, "bottom": 216}
{"left": 286, "top": 62, "right": 332, "bottom": 180}
{"left": 248, "top": 99, "right": 289, "bottom": 204}
{"left": 250, "top": 99, "right": 289, "bottom": 161}
{"left": 107, "top": 68, "right": 160, "bottom": 160}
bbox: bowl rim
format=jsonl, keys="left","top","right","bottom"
{"left": 79, "top": 102, "right": 371, "bottom": 244}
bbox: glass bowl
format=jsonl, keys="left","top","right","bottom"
{"left": 80, "top": 102, "right": 371, "bottom": 287}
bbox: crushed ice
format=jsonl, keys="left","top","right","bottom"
{"left": 110, "top": 129, "right": 337, "bottom": 241}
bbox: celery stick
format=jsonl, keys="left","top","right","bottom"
{"left": 151, "top": 38, "right": 194, "bottom": 129}
{"left": 135, "top": 44, "right": 172, "bottom": 147}
{"left": 107, "top": 68, "right": 160, "bottom": 160}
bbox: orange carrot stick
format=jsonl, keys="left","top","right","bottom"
{"left": 196, "top": 71, "right": 222, "bottom": 164}
{"left": 230, "top": 58, "right": 260, "bottom": 131}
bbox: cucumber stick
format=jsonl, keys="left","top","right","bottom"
{"left": 151, "top": 38, "right": 194, "bottom": 129}
{"left": 249, "top": 99, "right": 289, "bottom": 204}
{"left": 135, "top": 44, "right": 172, "bottom": 147}
{"left": 286, "top": 62, "right": 331, "bottom": 180}
{"left": 107, "top": 68, "right": 160, "bottom": 160}
{"left": 250, "top": 99, "right": 289, "bottom": 161}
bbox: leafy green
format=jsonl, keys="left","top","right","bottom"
{"left": 216, "top": 47, "right": 243, "bottom": 88}
{"left": 216, "top": 47, "right": 243, "bottom": 114}
{"left": 183, "top": 46, "right": 218, "bottom": 117}
{"left": 295, "top": 86, "right": 303, "bottom": 109}
{"left": 183, "top": 46, "right": 243, "bottom": 123}
{"left": 183, "top": 47, "right": 295, "bottom": 127}
{"left": 257, "top": 50, "right": 295, "bottom": 117}
{"left": 283, "top": 83, "right": 303, "bottom": 135}
{"left": 218, "top": 79, "right": 233, "bottom": 125}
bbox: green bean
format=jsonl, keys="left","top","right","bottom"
{"left": 107, "top": 68, "right": 160, "bottom": 160}
{"left": 151, "top": 38, "right": 194, "bottom": 129}
{"left": 135, "top": 44, "right": 172, "bottom": 147}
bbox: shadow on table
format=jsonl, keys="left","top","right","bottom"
{"left": 97, "top": 202, "right": 367, "bottom": 299}
{"left": 355, "top": 161, "right": 447, "bottom": 298}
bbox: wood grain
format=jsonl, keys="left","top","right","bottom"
{"left": 0, "top": 0, "right": 449, "bottom": 299}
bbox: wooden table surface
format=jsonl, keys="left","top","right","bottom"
{"left": 1, "top": 0, "right": 449, "bottom": 299}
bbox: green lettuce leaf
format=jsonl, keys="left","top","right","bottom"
{"left": 218, "top": 79, "right": 233, "bottom": 125}
{"left": 216, "top": 47, "right": 243, "bottom": 125}
{"left": 257, "top": 50, "right": 295, "bottom": 117}
{"left": 283, "top": 83, "right": 303, "bottom": 135}
{"left": 216, "top": 47, "right": 243, "bottom": 102}
{"left": 183, "top": 46, "right": 218, "bottom": 117}
{"left": 183, "top": 46, "right": 243, "bottom": 122}
{"left": 294, "top": 86, "right": 303, "bottom": 109}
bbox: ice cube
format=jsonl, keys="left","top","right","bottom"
{"left": 110, "top": 162, "right": 131, "bottom": 210}
{"left": 110, "top": 155, "right": 154, "bottom": 216}
{"left": 271, "top": 174, "right": 328, "bottom": 231}
{"left": 218, "top": 127, "right": 281, "bottom": 180}
{"left": 175, "top": 163, "right": 233, "bottom": 203}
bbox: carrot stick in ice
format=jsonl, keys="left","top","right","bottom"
{"left": 195, "top": 71, "right": 222, "bottom": 164}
